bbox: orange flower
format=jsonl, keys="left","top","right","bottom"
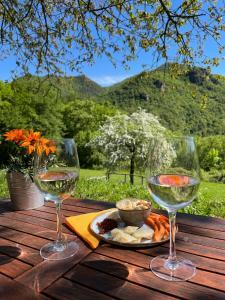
{"left": 36, "top": 138, "right": 56, "bottom": 156}
{"left": 4, "top": 129, "right": 25, "bottom": 143}
{"left": 45, "top": 140, "right": 56, "bottom": 155}
{"left": 20, "top": 130, "right": 42, "bottom": 154}
{"left": 4, "top": 128, "right": 56, "bottom": 156}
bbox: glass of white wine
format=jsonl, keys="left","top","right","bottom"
{"left": 34, "top": 138, "right": 80, "bottom": 260}
{"left": 146, "top": 136, "right": 200, "bottom": 281}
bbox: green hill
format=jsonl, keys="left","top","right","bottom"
{"left": 97, "top": 66, "right": 225, "bottom": 136}
{"left": 12, "top": 74, "right": 104, "bottom": 101}
{"left": 10, "top": 65, "right": 225, "bottom": 136}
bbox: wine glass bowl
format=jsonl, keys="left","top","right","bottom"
{"left": 147, "top": 174, "right": 199, "bottom": 211}
{"left": 146, "top": 136, "right": 200, "bottom": 281}
{"left": 34, "top": 138, "right": 80, "bottom": 260}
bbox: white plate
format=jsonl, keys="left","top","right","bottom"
{"left": 90, "top": 209, "right": 170, "bottom": 248}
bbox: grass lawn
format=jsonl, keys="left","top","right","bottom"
{"left": 80, "top": 169, "right": 106, "bottom": 178}
{"left": 1, "top": 169, "right": 225, "bottom": 218}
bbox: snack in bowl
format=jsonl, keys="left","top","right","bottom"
{"left": 116, "top": 198, "right": 151, "bottom": 226}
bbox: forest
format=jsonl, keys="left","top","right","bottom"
{"left": 0, "top": 64, "right": 225, "bottom": 181}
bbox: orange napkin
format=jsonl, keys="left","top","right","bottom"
{"left": 65, "top": 209, "right": 115, "bottom": 249}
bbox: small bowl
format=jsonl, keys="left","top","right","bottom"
{"left": 116, "top": 198, "right": 151, "bottom": 227}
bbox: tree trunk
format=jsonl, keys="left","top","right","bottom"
{"left": 130, "top": 153, "right": 135, "bottom": 185}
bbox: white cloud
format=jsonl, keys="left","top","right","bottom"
{"left": 90, "top": 74, "right": 132, "bottom": 86}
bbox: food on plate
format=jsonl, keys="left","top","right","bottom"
{"left": 146, "top": 213, "right": 169, "bottom": 242}
{"left": 132, "top": 225, "right": 154, "bottom": 240}
{"left": 116, "top": 198, "right": 151, "bottom": 210}
{"left": 111, "top": 224, "right": 153, "bottom": 244}
{"left": 110, "top": 228, "right": 121, "bottom": 237}
{"left": 111, "top": 228, "right": 138, "bottom": 243}
{"left": 97, "top": 218, "right": 118, "bottom": 234}
{"left": 123, "top": 226, "right": 139, "bottom": 234}
{"left": 96, "top": 211, "right": 170, "bottom": 244}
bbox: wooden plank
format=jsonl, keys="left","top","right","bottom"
{"left": 45, "top": 201, "right": 96, "bottom": 213}
{"left": 35, "top": 205, "right": 81, "bottom": 217}
{"left": 148, "top": 246, "right": 225, "bottom": 275}
{"left": 15, "top": 239, "right": 91, "bottom": 292}
{"left": 175, "top": 231, "right": 225, "bottom": 250}
{"left": 0, "top": 215, "right": 75, "bottom": 240}
{"left": 95, "top": 245, "right": 225, "bottom": 291}
{"left": 0, "top": 274, "right": 50, "bottom": 300}
{"left": 138, "top": 239, "right": 225, "bottom": 263}
{"left": 178, "top": 223, "right": 225, "bottom": 240}
{"left": 0, "top": 237, "right": 42, "bottom": 265}
{"left": 17, "top": 209, "right": 61, "bottom": 222}
{"left": 0, "top": 253, "right": 31, "bottom": 278}
{"left": 80, "top": 252, "right": 225, "bottom": 299}
{"left": 162, "top": 239, "right": 225, "bottom": 261}
{"left": 96, "top": 244, "right": 225, "bottom": 276}
{"left": 2, "top": 210, "right": 72, "bottom": 235}
{"left": 176, "top": 212, "right": 225, "bottom": 232}
{"left": 190, "top": 269, "right": 225, "bottom": 292}
{"left": 136, "top": 236, "right": 225, "bottom": 263}
{"left": 0, "top": 226, "right": 51, "bottom": 250}
{"left": 0, "top": 198, "right": 111, "bottom": 213}
{"left": 65, "top": 264, "right": 176, "bottom": 300}
{"left": 44, "top": 277, "right": 115, "bottom": 300}
{"left": 63, "top": 198, "right": 114, "bottom": 210}
{"left": 84, "top": 252, "right": 225, "bottom": 292}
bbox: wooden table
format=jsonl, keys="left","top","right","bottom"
{"left": 0, "top": 198, "right": 225, "bottom": 300}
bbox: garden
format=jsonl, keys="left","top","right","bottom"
{"left": 0, "top": 111, "right": 224, "bottom": 218}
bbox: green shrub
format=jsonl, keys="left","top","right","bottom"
{"left": 197, "top": 136, "right": 225, "bottom": 171}
{"left": 0, "top": 170, "right": 9, "bottom": 198}
{"left": 207, "top": 169, "right": 225, "bottom": 183}
{"left": 1, "top": 168, "right": 225, "bottom": 219}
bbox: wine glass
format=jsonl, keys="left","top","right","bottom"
{"left": 146, "top": 136, "right": 200, "bottom": 281}
{"left": 34, "top": 138, "right": 80, "bottom": 260}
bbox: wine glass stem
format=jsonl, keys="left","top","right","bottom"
{"left": 168, "top": 210, "right": 177, "bottom": 269}
{"left": 56, "top": 202, "right": 63, "bottom": 244}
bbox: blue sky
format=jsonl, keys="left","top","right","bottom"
{"left": 1, "top": 32, "right": 225, "bottom": 87}
{"left": 1, "top": 46, "right": 225, "bottom": 87}
{"left": 0, "top": 48, "right": 161, "bottom": 86}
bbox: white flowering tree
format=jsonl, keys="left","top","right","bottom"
{"left": 88, "top": 109, "right": 169, "bottom": 184}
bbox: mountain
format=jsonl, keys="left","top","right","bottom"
{"left": 12, "top": 74, "right": 104, "bottom": 100}
{"left": 10, "top": 65, "right": 225, "bottom": 136}
{"left": 97, "top": 65, "right": 225, "bottom": 136}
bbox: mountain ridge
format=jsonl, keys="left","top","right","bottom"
{"left": 10, "top": 65, "right": 225, "bottom": 136}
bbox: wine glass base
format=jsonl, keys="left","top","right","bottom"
{"left": 150, "top": 255, "right": 196, "bottom": 281}
{"left": 40, "top": 240, "right": 79, "bottom": 260}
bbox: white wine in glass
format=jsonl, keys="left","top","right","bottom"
{"left": 146, "top": 136, "right": 200, "bottom": 281}
{"left": 34, "top": 138, "right": 80, "bottom": 260}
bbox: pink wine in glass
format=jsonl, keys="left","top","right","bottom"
{"left": 36, "top": 171, "right": 79, "bottom": 203}
{"left": 148, "top": 174, "right": 199, "bottom": 211}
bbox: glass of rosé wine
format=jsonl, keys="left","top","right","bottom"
{"left": 146, "top": 136, "right": 200, "bottom": 281}
{"left": 34, "top": 138, "right": 79, "bottom": 260}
